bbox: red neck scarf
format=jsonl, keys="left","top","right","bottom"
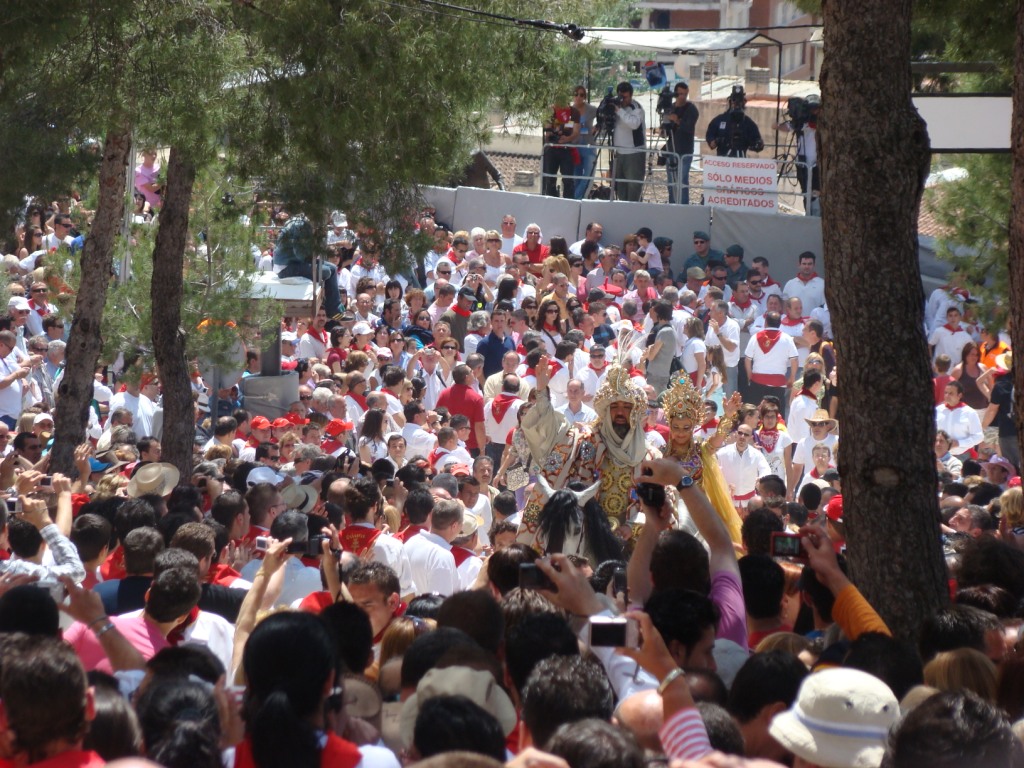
{"left": 943, "top": 285, "right": 969, "bottom": 300}
{"left": 798, "top": 388, "right": 816, "bottom": 400}
{"left": 731, "top": 295, "right": 752, "bottom": 309}
{"left": 167, "top": 606, "right": 201, "bottom": 645}
{"left": 549, "top": 360, "right": 565, "bottom": 376}
{"left": 490, "top": 393, "right": 520, "bottom": 422}
{"left": 758, "top": 427, "right": 779, "bottom": 453}
{"left": 945, "top": 401, "right": 967, "bottom": 410}
{"left": 451, "top": 304, "right": 471, "bottom": 317}
{"left": 340, "top": 524, "right": 383, "bottom": 556}
{"left": 235, "top": 734, "right": 361, "bottom": 768}
{"left": 589, "top": 362, "right": 607, "bottom": 373}
{"left": 943, "top": 323, "right": 962, "bottom": 333}
{"left": 781, "top": 314, "right": 806, "bottom": 327}
{"left": 524, "top": 367, "right": 536, "bottom": 377}
{"left": 543, "top": 323, "right": 561, "bottom": 333}
{"left": 756, "top": 329, "right": 782, "bottom": 353}
{"left": 797, "top": 272, "right": 819, "bottom": 283}
{"left": 28, "top": 299, "right": 47, "bottom": 316}
{"left": 348, "top": 391, "right": 367, "bottom": 410}
{"left": 306, "top": 327, "right": 328, "bottom": 345}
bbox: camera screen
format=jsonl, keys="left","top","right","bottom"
{"left": 772, "top": 534, "right": 803, "bottom": 557}
{"left": 519, "top": 563, "right": 556, "bottom": 592}
{"left": 590, "top": 621, "right": 628, "bottom": 647}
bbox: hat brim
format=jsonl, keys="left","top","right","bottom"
{"left": 769, "top": 710, "right": 888, "bottom": 768}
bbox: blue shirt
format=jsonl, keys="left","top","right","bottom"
{"left": 476, "top": 332, "right": 515, "bottom": 378}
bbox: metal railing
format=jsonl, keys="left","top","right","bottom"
{"left": 540, "top": 141, "right": 819, "bottom": 214}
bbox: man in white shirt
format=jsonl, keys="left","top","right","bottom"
{"left": 928, "top": 306, "right": 974, "bottom": 364}
{"left": 578, "top": 344, "right": 611, "bottom": 403}
{"left": 789, "top": 413, "right": 839, "bottom": 496}
{"left": 483, "top": 374, "right": 524, "bottom": 467}
{"left": 499, "top": 214, "right": 523, "bottom": 255}
{"left": 570, "top": 221, "right": 604, "bottom": 256}
{"left": 109, "top": 374, "right": 159, "bottom": 438}
{"left": 403, "top": 498, "right": 462, "bottom": 596}
{"left": 744, "top": 312, "right": 798, "bottom": 414}
{"left": 716, "top": 426, "right": 771, "bottom": 511}
{"left": 239, "top": 511, "right": 322, "bottom": 607}
{"left": 450, "top": 509, "right": 484, "bottom": 590}
{"left": 339, "top": 477, "right": 416, "bottom": 598}
{"left": 401, "top": 401, "right": 439, "bottom": 461}
{"left": 353, "top": 292, "right": 380, "bottom": 327}
{"left": 935, "top": 380, "right": 984, "bottom": 455}
{"left": 706, "top": 300, "right": 741, "bottom": 395}
{"left": 782, "top": 252, "right": 826, "bottom": 311}
{"left": 557, "top": 379, "right": 597, "bottom": 425}
{"left": 779, "top": 297, "right": 810, "bottom": 369}
{"left": 787, "top": 370, "right": 823, "bottom": 445}
{"left": 297, "top": 307, "right": 329, "bottom": 360}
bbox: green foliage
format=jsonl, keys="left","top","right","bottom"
{"left": 927, "top": 155, "right": 1011, "bottom": 326}
{"left": 78, "top": 162, "right": 280, "bottom": 368}
{"left": 224, "top": 0, "right": 606, "bottom": 245}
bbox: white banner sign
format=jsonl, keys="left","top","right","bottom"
{"left": 702, "top": 156, "right": 779, "bottom": 213}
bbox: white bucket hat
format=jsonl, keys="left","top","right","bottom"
{"left": 769, "top": 668, "right": 899, "bottom": 768}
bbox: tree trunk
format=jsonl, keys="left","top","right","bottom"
{"left": 51, "top": 128, "right": 131, "bottom": 475}
{"left": 151, "top": 147, "right": 197, "bottom": 479}
{"left": 1011, "top": 2, "right": 1024, "bottom": 477}
{"left": 819, "top": 0, "right": 948, "bottom": 641}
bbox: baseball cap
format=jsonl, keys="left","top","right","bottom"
{"left": 281, "top": 331, "right": 297, "bottom": 343}
{"left": 352, "top": 322, "right": 372, "bottom": 336}
{"left": 8, "top": 297, "right": 29, "bottom": 312}
{"left": 250, "top": 416, "right": 272, "bottom": 430}
{"left": 458, "top": 286, "right": 477, "bottom": 301}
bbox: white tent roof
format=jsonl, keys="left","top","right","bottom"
{"left": 580, "top": 28, "right": 781, "bottom": 54}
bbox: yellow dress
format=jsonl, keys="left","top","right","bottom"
{"left": 666, "top": 438, "right": 744, "bottom": 545}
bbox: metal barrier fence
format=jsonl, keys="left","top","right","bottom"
{"left": 540, "top": 142, "right": 818, "bottom": 214}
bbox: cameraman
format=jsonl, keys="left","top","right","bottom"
{"left": 775, "top": 94, "right": 821, "bottom": 215}
{"left": 664, "top": 81, "right": 699, "bottom": 204}
{"left": 706, "top": 86, "right": 764, "bottom": 158}
{"left": 611, "top": 81, "right": 647, "bottom": 202}
{"left": 542, "top": 95, "right": 581, "bottom": 199}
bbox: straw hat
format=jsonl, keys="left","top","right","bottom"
{"left": 399, "top": 666, "right": 516, "bottom": 748}
{"left": 127, "top": 462, "right": 180, "bottom": 497}
{"left": 804, "top": 409, "right": 838, "bottom": 432}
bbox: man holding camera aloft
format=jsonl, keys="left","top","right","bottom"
{"left": 542, "top": 96, "right": 581, "bottom": 199}
{"left": 664, "top": 81, "right": 699, "bottom": 204}
{"left": 611, "top": 81, "right": 647, "bottom": 202}
{"left": 706, "top": 85, "right": 764, "bottom": 158}
{"left": 775, "top": 93, "right": 821, "bottom": 215}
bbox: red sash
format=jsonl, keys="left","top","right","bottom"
{"left": 100, "top": 545, "right": 126, "bottom": 581}
{"left": 394, "top": 524, "right": 428, "bottom": 543}
{"left": 234, "top": 734, "right": 361, "bottom": 768}
{"left": 340, "top": 524, "right": 383, "bottom": 556}
{"left": 305, "top": 327, "right": 328, "bottom": 346}
{"left": 207, "top": 562, "right": 243, "bottom": 587}
{"left": 167, "top": 606, "right": 201, "bottom": 645}
{"left": 755, "top": 329, "right": 783, "bottom": 354}
{"left": 490, "top": 393, "right": 520, "bottom": 422}
{"left": 451, "top": 546, "right": 477, "bottom": 567}
{"left": 298, "top": 591, "right": 335, "bottom": 614}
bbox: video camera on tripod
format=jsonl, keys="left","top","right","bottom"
{"left": 785, "top": 93, "right": 820, "bottom": 132}
{"left": 596, "top": 86, "right": 621, "bottom": 136}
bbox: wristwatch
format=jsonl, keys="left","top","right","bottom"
{"left": 676, "top": 475, "right": 695, "bottom": 491}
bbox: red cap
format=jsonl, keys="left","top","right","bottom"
{"left": 271, "top": 417, "right": 291, "bottom": 429}
{"left": 825, "top": 495, "right": 843, "bottom": 524}
{"left": 599, "top": 281, "right": 624, "bottom": 297}
{"left": 285, "top": 412, "right": 309, "bottom": 426}
{"left": 1010, "top": 476, "right": 1022, "bottom": 489}
{"left": 325, "top": 419, "right": 353, "bottom": 436}
{"left": 250, "top": 416, "right": 272, "bottom": 430}
{"left": 450, "top": 463, "right": 472, "bottom": 477}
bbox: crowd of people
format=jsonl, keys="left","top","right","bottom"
{"left": 0, "top": 196, "right": 1023, "bottom": 768}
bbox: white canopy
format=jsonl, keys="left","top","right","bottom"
{"left": 580, "top": 28, "right": 781, "bottom": 54}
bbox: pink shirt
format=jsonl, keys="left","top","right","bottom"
{"left": 64, "top": 611, "right": 168, "bottom": 673}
